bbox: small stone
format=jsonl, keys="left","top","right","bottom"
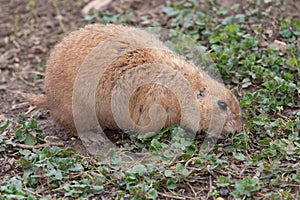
{"left": 219, "top": 187, "right": 229, "bottom": 197}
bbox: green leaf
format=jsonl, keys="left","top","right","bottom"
{"left": 0, "top": 120, "right": 10, "bottom": 134}
{"left": 164, "top": 170, "right": 174, "bottom": 177}
{"left": 24, "top": 133, "right": 37, "bottom": 146}
{"left": 26, "top": 119, "right": 38, "bottom": 129}
{"left": 166, "top": 177, "right": 178, "bottom": 189}
{"left": 234, "top": 177, "right": 260, "bottom": 198}
{"left": 175, "top": 163, "right": 188, "bottom": 176}
{"left": 46, "top": 168, "right": 63, "bottom": 180}
{"left": 130, "top": 164, "right": 147, "bottom": 176}
{"left": 162, "top": 6, "right": 179, "bottom": 17}
{"left": 233, "top": 152, "right": 246, "bottom": 161}
{"left": 138, "top": 132, "right": 156, "bottom": 141}
{"left": 92, "top": 185, "right": 104, "bottom": 194}
{"left": 150, "top": 139, "right": 166, "bottom": 152}
{"left": 147, "top": 188, "right": 158, "bottom": 199}
{"left": 69, "top": 164, "right": 84, "bottom": 172}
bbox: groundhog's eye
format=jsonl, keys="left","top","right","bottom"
{"left": 197, "top": 87, "right": 207, "bottom": 99}
{"left": 217, "top": 100, "right": 227, "bottom": 111}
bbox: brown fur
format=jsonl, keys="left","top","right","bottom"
{"left": 33, "top": 24, "right": 242, "bottom": 139}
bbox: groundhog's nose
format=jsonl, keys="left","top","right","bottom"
{"left": 234, "top": 115, "right": 243, "bottom": 133}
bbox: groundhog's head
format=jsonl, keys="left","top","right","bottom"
{"left": 158, "top": 53, "right": 242, "bottom": 139}
{"left": 195, "top": 72, "right": 242, "bottom": 138}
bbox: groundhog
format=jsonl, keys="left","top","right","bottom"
{"left": 29, "top": 24, "right": 242, "bottom": 154}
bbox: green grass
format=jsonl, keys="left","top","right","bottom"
{"left": 1, "top": 0, "right": 300, "bottom": 199}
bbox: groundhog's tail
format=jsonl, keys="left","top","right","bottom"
{"left": 19, "top": 93, "right": 48, "bottom": 110}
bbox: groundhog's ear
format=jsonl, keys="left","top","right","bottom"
{"left": 196, "top": 87, "right": 208, "bottom": 100}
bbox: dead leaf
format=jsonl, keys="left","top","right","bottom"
{"left": 273, "top": 40, "right": 286, "bottom": 54}
{"left": 265, "top": 29, "right": 273, "bottom": 38}
{"left": 81, "top": 0, "right": 112, "bottom": 16}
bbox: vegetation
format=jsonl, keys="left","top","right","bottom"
{"left": 1, "top": 0, "right": 299, "bottom": 199}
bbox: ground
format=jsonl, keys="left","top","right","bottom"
{"left": 1, "top": 0, "right": 299, "bottom": 155}
{"left": 0, "top": 0, "right": 299, "bottom": 199}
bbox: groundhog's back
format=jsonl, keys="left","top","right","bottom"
{"left": 45, "top": 24, "right": 131, "bottom": 131}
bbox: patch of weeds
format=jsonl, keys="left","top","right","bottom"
{"left": 123, "top": 125, "right": 194, "bottom": 153}
{"left": 0, "top": 116, "right": 105, "bottom": 199}
{"left": 279, "top": 18, "right": 300, "bottom": 41}
{"left": 14, "top": 115, "right": 44, "bottom": 146}
{"left": 84, "top": 9, "right": 141, "bottom": 26}
{"left": 233, "top": 177, "right": 260, "bottom": 198}
{"left": 0, "top": 120, "right": 10, "bottom": 152}
{"left": 161, "top": 0, "right": 300, "bottom": 199}
{"left": 0, "top": 115, "right": 44, "bottom": 153}
{"left": 0, "top": 117, "right": 204, "bottom": 199}
{"left": 85, "top": 12, "right": 125, "bottom": 24}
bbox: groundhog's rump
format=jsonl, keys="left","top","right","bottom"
{"left": 40, "top": 24, "right": 242, "bottom": 142}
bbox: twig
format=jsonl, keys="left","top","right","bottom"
{"left": 24, "top": 187, "right": 43, "bottom": 198}
{"left": 13, "top": 39, "right": 21, "bottom": 50}
{"left": 167, "top": 154, "right": 178, "bottom": 167}
{"left": 257, "top": 192, "right": 269, "bottom": 198}
{"left": 69, "top": 171, "right": 86, "bottom": 179}
{"left": 24, "top": 105, "right": 36, "bottom": 115}
{"left": 158, "top": 192, "right": 186, "bottom": 200}
{"left": 282, "top": 184, "right": 300, "bottom": 187}
{"left": 187, "top": 182, "right": 197, "bottom": 198}
{"left": 184, "top": 157, "right": 198, "bottom": 167}
{"left": 33, "top": 71, "right": 45, "bottom": 77}
{"left": 276, "top": 112, "right": 289, "bottom": 121}
{"left": 170, "top": 190, "right": 196, "bottom": 200}
{"left": 214, "top": 168, "right": 241, "bottom": 178}
{"left": 11, "top": 102, "right": 29, "bottom": 111}
{"left": 206, "top": 175, "right": 212, "bottom": 200}
{"left": 17, "top": 73, "right": 35, "bottom": 87}
{"left": 15, "top": 141, "right": 64, "bottom": 149}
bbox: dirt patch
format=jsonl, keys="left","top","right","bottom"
{"left": 283, "top": 0, "right": 300, "bottom": 20}
{"left": 0, "top": 0, "right": 86, "bottom": 151}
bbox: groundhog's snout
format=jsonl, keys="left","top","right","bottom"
{"left": 221, "top": 97, "right": 243, "bottom": 137}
